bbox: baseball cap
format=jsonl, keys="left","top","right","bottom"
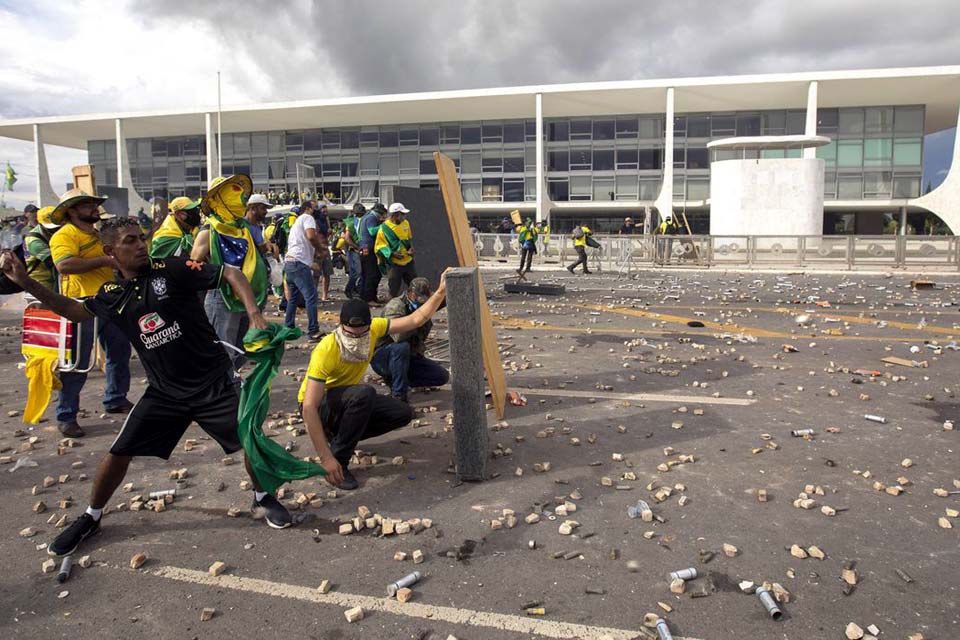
{"left": 37, "top": 206, "right": 60, "bottom": 229}
{"left": 23, "top": 204, "right": 39, "bottom": 214}
{"left": 340, "top": 298, "right": 372, "bottom": 328}
{"left": 247, "top": 194, "right": 270, "bottom": 207}
{"left": 169, "top": 196, "right": 200, "bottom": 213}
{"left": 388, "top": 202, "right": 410, "bottom": 214}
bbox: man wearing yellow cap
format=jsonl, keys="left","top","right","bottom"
{"left": 150, "top": 197, "right": 202, "bottom": 259}
{"left": 48, "top": 188, "right": 132, "bottom": 437}
{"left": 23, "top": 206, "right": 61, "bottom": 291}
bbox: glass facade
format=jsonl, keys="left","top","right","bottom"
{"left": 87, "top": 105, "right": 925, "bottom": 204}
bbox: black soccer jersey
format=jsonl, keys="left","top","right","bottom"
{"left": 83, "top": 257, "right": 233, "bottom": 397}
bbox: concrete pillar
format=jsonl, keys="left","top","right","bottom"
{"left": 445, "top": 267, "right": 489, "bottom": 482}
{"left": 205, "top": 112, "right": 220, "bottom": 186}
{"left": 32, "top": 124, "right": 59, "bottom": 206}
{"left": 803, "top": 81, "right": 819, "bottom": 159}
{"left": 535, "top": 93, "right": 545, "bottom": 224}
{"left": 114, "top": 118, "right": 150, "bottom": 215}
{"left": 654, "top": 87, "right": 675, "bottom": 221}
{"left": 115, "top": 119, "right": 126, "bottom": 188}
{"left": 899, "top": 206, "right": 908, "bottom": 236}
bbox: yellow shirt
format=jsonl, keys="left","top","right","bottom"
{"left": 379, "top": 219, "right": 413, "bottom": 266}
{"left": 49, "top": 223, "right": 115, "bottom": 297}
{"left": 297, "top": 317, "right": 391, "bottom": 402}
{"left": 574, "top": 226, "right": 591, "bottom": 247}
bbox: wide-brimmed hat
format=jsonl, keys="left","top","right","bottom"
{"left": 201, "top": 174, "right": 252, "bottom": 214}
{"left": 37, "top": 206, "right": 60, "bottom": 230}
{"left": 50, "top": 188, "right": 108, "bottom": 225}
{"left": 169, "top": 196, "right": 200, "bottom": 213}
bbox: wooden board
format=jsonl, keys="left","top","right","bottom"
{"left": 72, "top": 165, "right": 96, "bottom": 193}
{"left": 434, "top": 152, "right": 508, "bottom": 420}
{"left": 509, "top": 209, "right": 522, "bottom": 225}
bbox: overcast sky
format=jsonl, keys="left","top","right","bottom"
{"left": 1, "top": 0, "right": 958, "bottom": 208}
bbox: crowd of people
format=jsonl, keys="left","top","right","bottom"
{"left": 1, "top": 173, "right": 451, "bottom": 559}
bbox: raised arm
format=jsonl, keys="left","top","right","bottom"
{"left": 190, "top": 229, "right": 211, "bottom": 261}
{"left": 0, "top": 251, "right": 92, "bottom": 322}
{"left": 300, "top": 378, "right": 344, "bottom": 485}
{"left": 56, "top": 254, "right": 115, "bottom": 275}
{"left": 389, "top": 269, "right": 448, "bottom": 336}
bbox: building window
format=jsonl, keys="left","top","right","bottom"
{"left": 569, "top": 149, "right": 591, "bottom": 171}
{"left": 570, "top": 120, "right": 592, "bottom": 140}
{"left": 616, "top": 148, "right": 639, "bottom": 170}
{"left": 379, "top": 130, "right": 399, "bottom": 148}
{"left": 894, "top": 107, "right": 924, "bottom": 136}
{"left": 687, "top": 116, "right": 710, "bottom": 138}
{"left": 893, "top": 174, "right": 920, "bottom": 198}
{"left": 762, "top": 111, "right": 786, "bottom": 135}
{"left": 864, "top": 107, "right": 894, "bottom": 135}
{"left": 570, "top": 176, "right": 591, "bottom": 200}
{"left": 593, "top": 120, "right": 615, "bottom": 141}
{"left": 736, "top": 114, "right": 761, "bottom": 136}
{"left": 547, "top": 121, "right": 568, "bottom": 142}
{"left": 837, "top": 140, "right": 863, "bottom": 167}
{"left": 420, "top": 127, "right": 439, "bottom": 146}
{"left": 615, "top": 174, "right": 638, "bottom": 199}
{"left": 837, "top": 175, "right": 862, "bottom": 199}
{"left": 548, "top": 178, "right": 569, "bottom": 201}
{"left": 893, "top": 138, "right": 922, "bottom": 165}
{"left": 503, "top": 178, "right": 524, "bottom": 201}
{"left": 863, "top": 171, "right": 892, "bottom": 198}
{"left": 687, "top": 147, "right": 709, "bottom": 169}
{"left": 638, "top": 117, "right": 661, "bottom": 139}
{"left": 593, "top": 178, "right": 614, "bottom": 201}
{"left": 461, "top": 125, "right": 481, "bottom": 144}
{"left": 399, "top": 129, "right": 419, "bottom": 146}
{"left": 863, "top": 139, "right": 892, "bottom": 166}
{"left": 548, "top": 150, "right": 568, "bottom": 171}
{"left": 838, "top": 109, "right": 864, "bottom": 136}
{"left": 481, "top": 124, "right": 502, "bottom": 143}
{"left": 616, "top": 118, "right": 638, "bottom": 139}
{"left": 592, "top": 149, "right": 614, "bottom": 171}
{"left": 481, "top": 177, "right": 502, "bottom": 201}
{"left": 461, "top": 152, "right": 481, "bottom": 174}
{"left": 503, "top": 123, "right": 524, "bottom": 143}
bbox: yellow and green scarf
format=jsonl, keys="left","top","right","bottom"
{"left": 150, "top": 214, "right": 195, "bottom": 259}
{"left": 206, "top": 183, "right": 267, "bottom": 312}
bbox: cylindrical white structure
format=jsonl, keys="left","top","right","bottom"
{"left": 709, "top": 157, "right": 825, "bottom": 236}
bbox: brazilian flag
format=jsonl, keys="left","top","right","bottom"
{"left": 239, "top": 323, "right": 326, "bottom": 495}
{"left": 4, "top": 163, "right": 16, "bottom": 191}
{"left": 207, "top": 215, "right": 268, "bottom": 313}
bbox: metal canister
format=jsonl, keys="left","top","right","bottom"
{"left": 668, "top": 567, "right": 698, "bottom": 581}
{"left": 57, "top": 555, "right": 73, "bottom": 583}
{"left": 148, "top": 489, "right": 177, "bottom": 499}
{"left": 864, "top": 414, "right": 887, "bottom": 424}
{"left": 386, "top": 570, "right": 422, "bottom": 596}
{"left": 756, "top": 586, "right": 783, "bottom": 620}
{"left": 790, "top": 429, "right": 814, "bottom": 437}
{"left": 655, "top": 618, "right": 674, "bottom": 640}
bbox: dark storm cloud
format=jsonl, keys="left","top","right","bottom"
{"left": 129, "top": 0, "right": 960, "bottom": 101}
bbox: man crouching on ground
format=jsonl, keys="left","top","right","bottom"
{"left": 1, "top": 219, "right": 295, "bottom": 559}
{"left": 299, "top": 270, "right": 449, "bottom": 490}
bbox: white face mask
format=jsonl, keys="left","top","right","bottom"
{"left": 335, "top": 326, "right": 371, "bottom": 363}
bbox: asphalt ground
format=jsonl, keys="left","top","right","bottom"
{"left": 0, "top": 266, "right": 958, "bottom": 640}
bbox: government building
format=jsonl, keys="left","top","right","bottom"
{"left": 1, "top": 66, "right": 957, "bottom": 234}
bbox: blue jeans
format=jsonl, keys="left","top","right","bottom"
{"left": 284, "top": 261, "right": 319, "bottom": 334}
{"left": 345, "top": 250, "right": 361, "bottom": 297}
{"left": 57, "top": 318, "right": 131, "bottom": 424}
{"left": 370, "top": 341, "right": 449, "bottom": 396}
{"left": 204, "top": 290, "right": 248, "bottom": 369}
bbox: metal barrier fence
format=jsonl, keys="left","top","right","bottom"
{"left": 473, "top": 233, "right": 960, "bottom": 271}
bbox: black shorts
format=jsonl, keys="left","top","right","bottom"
{"left": 110, "top": 373, "right": 242, "bottom": 459}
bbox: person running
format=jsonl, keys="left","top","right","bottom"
{"left": 149, "top": 197, "right": 202, "bottom": 259}
{"left": 298, "top": 278, "right": 448, "bottom": 490}
{"left": 282, "top": 200, "right": 323, "bottom": 339}
{"left": 0, "top": 219, "right": 297, "bottom": 557}
{"left": 375, "top": 202, "right": 417, "bottom": 298}
{"left": 23, "top": 206, "right": 61, "bottom": 291}
{"left": 341, "top": 203, "right": 365, "bottom": 299}
{"left": 371, "top": 277, "right": 449, "bottom": 403}
{"left": 566, "top": 223, "right": 593, "bottom": 275}
{"left": 515, "top": 218, "right": 538, "bottom": 275}
{"left": 359, "top": 203, "right": 387, "bottom": 304}
{"left": 49, "top": 189, "right": 133, "bottom": 437}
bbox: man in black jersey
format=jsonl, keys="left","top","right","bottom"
{"left": 0, "top": 218, "right": 294, "bottom": 558}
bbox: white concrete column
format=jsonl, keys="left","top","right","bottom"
{"left": 803, "top": 81, "right": 819, "bottom": 159}
{"left": 115, "top": 119, "right": 126, "bottom": 188}
{"left": 654, "top": 87, "right": 675, "bottom": 220}
{"left": 899, "top": 206, "right": 908, "bottom": 236}
{"left": 114, "top": 118, "right": 150, "bottom": 214}
{"left": 205, "top": 112, "right": 219, "bottom": 186}
{"left": 535, "top": 93, "right": 545, "bottom": 223}
{"left": 32, "top": 124, "right": 59, "bottom": 206}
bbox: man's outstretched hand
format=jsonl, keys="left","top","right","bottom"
{"left": 0, "top": 251, "right": 28, "bottom": 286}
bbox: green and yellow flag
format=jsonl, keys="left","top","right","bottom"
{"left": 4, "top": 163, "right": 16, "bottom": 191}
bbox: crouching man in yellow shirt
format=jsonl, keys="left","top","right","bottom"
{"left": 298, "top": 270, "right": 449, "bottom": 490}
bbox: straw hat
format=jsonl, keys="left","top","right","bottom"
{"left": 201, "top": 174, "right": 252, "bottom": 214}
{"left": 50, "top": 188, "right": 108, "bottom": 225}
{"left": 37, "top": 206, "right": 60, "bottom": 230}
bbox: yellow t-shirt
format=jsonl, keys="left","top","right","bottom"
{"left": 574, "top": 226, "right": 591, "bottom": 247}
{"left": 381, "top": 219, "right": 413, "bottom": 266}
{"left": 297, "top": 317, "right": 391, "bottom": 402}
{"left": 49, "top": 223, "right": 115, "bottom": 297}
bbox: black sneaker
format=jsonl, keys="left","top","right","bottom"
{"left": 337, "top": 467, "right": 359, "bottom": 491}
{"left": 57, "top": 421, "right": 85, "bottom": 438}
{"left": 252, "top": 493, "right": 292, "bottom": 529}
{"left": 49, "top": 513, "right": 100, "bottom": 557}
{"left": 308, "top": 331, "right": 325, "bottom": 341}
{"left": 566, "top": 265, "right": 575, "bottom": 274}
{"left": 392, "top": 392, "right": 409, "bottom": 404}
{"left": 105, "top": 399, "right": 135, "bottom": 414}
